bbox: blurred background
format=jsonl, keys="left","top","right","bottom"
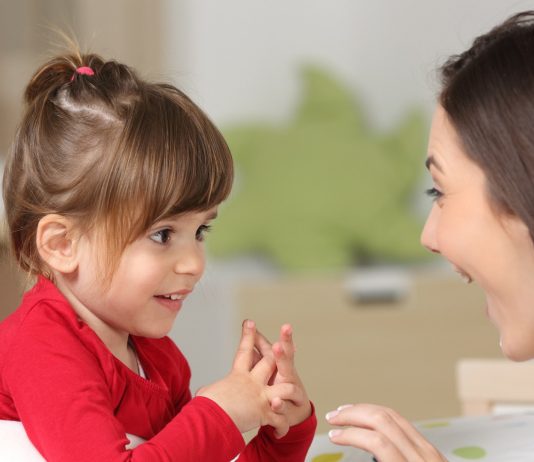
{"left": 1, "top": 0, "right": 532, "bottom": 433}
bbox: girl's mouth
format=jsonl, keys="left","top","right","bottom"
{"left": 154, "top": 289, "right": 192, "bottom": 311}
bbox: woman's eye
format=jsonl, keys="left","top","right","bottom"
{"left": 150, "top": 228, "right": 172, "bottom": 244}
{"left": 425, "top": 187, "right": 443, "bottom": 202}
{"left": 196, "top": 224, "right": 212, "bottom": 242}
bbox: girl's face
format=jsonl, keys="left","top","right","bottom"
{"left": 62, "top": 207, "right": 218, "bottom": 347}
{"left": 421, "top": 106, "right": 534, "bottom": 361}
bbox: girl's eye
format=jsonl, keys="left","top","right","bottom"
{"left": 150, "top": 228, "right": 172, "bottom": 244}
{"left": 196, "top": 224, "right": 212, "bottom": 242}
{"left": 425, "top": 187, "right": 443, "bottom": 202}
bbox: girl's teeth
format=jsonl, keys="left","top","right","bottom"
{"left": 162, "top": 294, "right": 183, "bottom": 300}
{"left": 159, "top": 293, "right": 186, "bottom": 300}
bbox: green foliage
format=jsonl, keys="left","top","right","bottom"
{"left": 209, "top": 65, "right": 430, "bottom": 270}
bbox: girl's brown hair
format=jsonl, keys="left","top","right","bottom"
{"left": 439, "top": 11, "right": 534, "bottom": 240}
{"left": 3, "top": 48, "right": 233, "bottom": 278}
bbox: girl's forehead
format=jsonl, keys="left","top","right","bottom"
{"left": 160, "top": 206, "right": 219, "bottom": 224}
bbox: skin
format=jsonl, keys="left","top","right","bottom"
{"left": 36, "top": 207, "right": 311, "bottom": 437}
{"left": 326, "top": 105, "right": 534, "bottom": 461}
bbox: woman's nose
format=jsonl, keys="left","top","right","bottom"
{"left": 420, "top": 207, "right": 440, "bottom": 254}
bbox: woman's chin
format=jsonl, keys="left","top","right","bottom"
{"left": 499, "top": 336, "right": 534, "bottom": 362}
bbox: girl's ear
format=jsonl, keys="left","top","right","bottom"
{"left": 36, "top": 214, "right": 80, "bottom": 274}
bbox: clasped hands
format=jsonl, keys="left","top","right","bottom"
{"left": 197, "top": 320, "right": 311, "bottom": 438}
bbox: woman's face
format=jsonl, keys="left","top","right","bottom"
{"left": 421, "top": 105, "right": 534, "bottom": 361}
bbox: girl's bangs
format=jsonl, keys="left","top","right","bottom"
{"left": 118, "top": 86, "right": 234, "bottom": 236}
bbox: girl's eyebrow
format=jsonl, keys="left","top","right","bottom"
{"left": 425, "top": 155, "right": 444, "bottom": 173}
{"left": 206, "top": 210, "right": 218, "bottom": 220}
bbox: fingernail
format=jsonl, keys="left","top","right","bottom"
{"left": 325, "top": 410, "right": 339, "bottom": 421}
{"left": 245, "top": 319, "right": 255, "bottom": 329}
{"left": 337, "top": 404, "right": 353, "bottom": 411}
{"left": 328, "top": 429, "right": 342, "bottom": 439}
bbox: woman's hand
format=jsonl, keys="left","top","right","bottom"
{"left": 326, "top": 403, "right": 447, "bottom": 462}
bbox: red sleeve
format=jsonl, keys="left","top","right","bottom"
{"left": 238, "top": 403, "right": 317, "bottom": 461}
{"left": 3, "top": 302, "right": 245, "bottom": 462}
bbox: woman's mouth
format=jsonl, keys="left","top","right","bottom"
{"left": 453, "top": 265, "right": 473, "bottom": 284}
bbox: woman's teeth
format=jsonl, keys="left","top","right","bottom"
{"left": 459, "top": 272, "right": 473, "bottom": 284}
{"left": 452, "top": 265, "right": 472, "bottom": 284}
{"left": 455, "top": 269, "right": 473, "bottom": 284}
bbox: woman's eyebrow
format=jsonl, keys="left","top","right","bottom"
{"left": 425, "top": 155, "right": 444, "bottom": 173}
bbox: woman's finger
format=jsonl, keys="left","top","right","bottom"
{"left": 328, "top": 426, "right": 407, "bottom": 462}
{"left": 349, "top": 404, "right": 444, "bottom": 460}
{"left": 327, "top": 404, "right": 444, "bottom": 462}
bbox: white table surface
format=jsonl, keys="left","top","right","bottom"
{"left": 3, "top": 413, "right": 534, "bottom": 461}
{"left": 306, "top": 413, "right": 534, "bottom": 462}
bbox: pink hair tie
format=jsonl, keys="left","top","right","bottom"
{"left": 70, "top": 66, "right": 95, "bottom": 82}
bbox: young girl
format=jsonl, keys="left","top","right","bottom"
{"left": 0, "top": 49, "right": 316, "bottom": 461}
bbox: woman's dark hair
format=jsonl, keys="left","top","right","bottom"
{"left": 440, "top": 11, "right": 534, "bottom": 239}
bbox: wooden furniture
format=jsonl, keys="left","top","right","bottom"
{"left": 456, "top": 358, "right": 534, "bottom": 415}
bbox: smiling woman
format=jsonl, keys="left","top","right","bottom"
{"left": 422, "top": 107, "right": 534, "bottom": 362}
{"left": 325, "top": 10, "right": 534, "bottom": 462}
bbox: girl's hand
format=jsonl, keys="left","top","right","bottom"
{"left": 326, "top": 404, "right": 447, "bottom": 462}
{"left": 256, "top": 324, "right": 312, "bottom": 434}
{"left": 196, "top": 320, "right": 293, "bottom": 437}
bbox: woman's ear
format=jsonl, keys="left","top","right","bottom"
{"left": 36, "top": 214, "right": 80, "bottom": 274}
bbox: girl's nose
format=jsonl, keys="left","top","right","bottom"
{"left": 420, "top": 207, "right": 440, "bottom": 254}
{"left": 173, "top": 242, "right": 205, "bottom": 277}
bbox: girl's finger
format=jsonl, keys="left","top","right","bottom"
{"left": 251, "top": 347, "right": 262, "bottom": 368}
{"left": 250, "top": 353, "right": 277, "bottom": 384}
{"left": 270, "top": 396, "right": 286, "bottom": 414}
{"left": 272, "top": 341, "right": 296, "bottom": 379}
{"left": 269, "top": 412, "right": 290, "bottom": 439}
{"left": 279, "top": 324, "right": 295, "bottom": 359}
{"left": 232, "top": 319, "right": 256, "bottom": 372}
{"left": 254, "top": 328, "right": 274, "bottom": 358}
{"left": 266, "top": 382, "right": 305, "bottom": 406}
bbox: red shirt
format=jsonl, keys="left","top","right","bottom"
{"left": 0, "top": 277, "right": 316, "bottom": 461}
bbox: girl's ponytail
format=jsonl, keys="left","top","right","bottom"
{"left": 24, "top": 55, "right": 80, "bottom": 106}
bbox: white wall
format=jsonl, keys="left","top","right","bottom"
{"left": 162, "top": 0, "right": 534, "bottom": 391}
{"left": 165, "top": 0, "right": 534, "bottom": 130}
